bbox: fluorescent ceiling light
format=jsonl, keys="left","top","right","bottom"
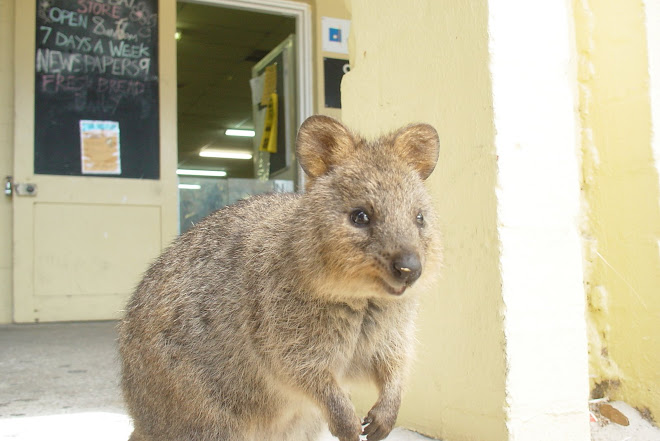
{"left": 199, "top": 150, "right": 253, "bottom": 160}
{"left": 225, "top": 129, "right": 255, "bottom": 137}
{"left": 177, "top": 169, "right": 227, "bottom": 177}
{"left": 178, "top": 183, "right": 201, "bottom": 190}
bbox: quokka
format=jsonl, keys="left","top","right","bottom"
{"left": 119, "top": 115, "right": 441, "bottom": 441}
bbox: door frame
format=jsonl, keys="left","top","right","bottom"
{"left": 181, "top": 0, "right": 313, "bottom": 189}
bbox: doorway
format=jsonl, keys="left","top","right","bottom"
{"left": 175, "top": 0, "right": 310, "bottom": 233}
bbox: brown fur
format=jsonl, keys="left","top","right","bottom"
{"left": 118, "top": 115, "right": 441, "bottom": 441}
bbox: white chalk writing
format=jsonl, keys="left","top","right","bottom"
{"left": 49, "top": 7, "right": 88, "bottom": 28}
{"left": 37, "top": 49, "right": 151, "bottom": 79}
{"left": 35, "top": 0, "right": 157, "bottom": 116}
{"left": 92, "top": 16, "right": 139, "bottom": 41}
{"left": 55, "top": 31, "right": 93, "bottom": 52}
{"left": 108, "top": 41, "right": 149, "bottom": 58}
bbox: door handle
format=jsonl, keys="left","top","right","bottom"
{"left": 5, "top": 177, "right": 38, "bottom": 196}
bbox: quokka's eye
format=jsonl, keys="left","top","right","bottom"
{"left": 350, "top": 209, "right": 370, "bottom": 227}
{"left": 416, "top": 212, "right": 425, "bottom": 226}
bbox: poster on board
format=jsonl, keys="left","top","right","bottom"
{"left": 34, "top": 0, "right": 160, "bottom": 179}
{"left": 80, "top": 120, "right": 121, "bottom": 174}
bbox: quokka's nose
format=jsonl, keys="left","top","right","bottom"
{"left": 392, "top": 252, "right": 422, "bottom": 284}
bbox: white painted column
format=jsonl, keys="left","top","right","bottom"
{"left": 644, "top": 0, "right": 660, "bottom": 209}
{"left": 488, "top": 1, "right": 591, "bottom": 440}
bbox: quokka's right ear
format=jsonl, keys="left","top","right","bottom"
{"left": 296, "top": 115, "right": 356, "bottom": 179}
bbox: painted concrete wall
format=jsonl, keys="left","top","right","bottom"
{"left": 576, "top": 0, "right": 660, "bottom": 422}
{"left": 0, "top": 0, "right": 14, "bottom": 324}
{"left": 342, "top": 1, "right": 507, "bottom": 439}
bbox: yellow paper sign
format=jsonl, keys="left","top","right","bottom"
{"left": 260, "top": 64, "right": 277, "bottom": 107}
{"left": 259, "top": 93, "right": 278, "bottom": 154}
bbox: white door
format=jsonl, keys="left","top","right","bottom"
{"left": 12, "top": 0, "right": 178, "bottom": 323}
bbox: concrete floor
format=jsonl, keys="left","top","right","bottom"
{"left": 0, "top": 321, "right": 435, "bottom": 441}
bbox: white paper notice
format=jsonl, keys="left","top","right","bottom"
{"left": 80, "top": 120, "right": 121, "bottom": 175}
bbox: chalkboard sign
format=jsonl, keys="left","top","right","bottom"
{"left": 34, "top": 0, "right": 160, "bottom": 179}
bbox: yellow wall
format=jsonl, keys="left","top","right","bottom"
{"left": 576, "top": 0, "right": 660, "bottom": 421}
{"left": 342, "top": 1, "right": 507, "bottom": 440}
{"left": 0, "top": 0, "right": 14, "bottom": 323}
{"left": 313, "top": 0, "right": 349, "bottom": 119}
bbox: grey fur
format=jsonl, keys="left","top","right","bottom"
{"left": 118, "top": 115, "right": 441, "bottom": 441}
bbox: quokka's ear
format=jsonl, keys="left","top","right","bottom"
{"left": 296, "top": 115, "right": 356, "bottom": 179}
{"left": 391, "top": 123, "right": 440, "bottom": 180}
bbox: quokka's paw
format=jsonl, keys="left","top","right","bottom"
{"left": 329, "top": 414, "right": 362, "bottom": 441}
{"left": 361, "top": 407, "right": 397, "bottom": 441}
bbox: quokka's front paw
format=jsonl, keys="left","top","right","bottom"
{"left": 328, "top": 413, "right": 362, "bottom": 441}
{"left": 361, "top": 405, "right": 397, "bottom": 441}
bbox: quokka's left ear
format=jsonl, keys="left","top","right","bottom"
{"left": 391, "top": 123, "right": 440, "bottom": 180}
